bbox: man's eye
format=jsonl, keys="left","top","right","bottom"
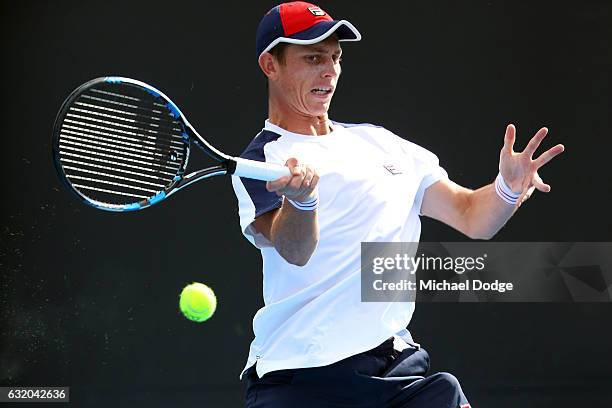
{"left": 307, "top": 55, "right": 320, "bottom": 63}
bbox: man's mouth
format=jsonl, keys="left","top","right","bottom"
{"left": 311, "top": 87, "right": 333, "bottom": 95}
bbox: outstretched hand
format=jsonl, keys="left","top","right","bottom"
{"left": 499, "top": 124, "right": 565, "bottom": 207}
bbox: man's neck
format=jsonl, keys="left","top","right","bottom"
{"left": 268, "top": 99, "right": 332, "bottom": 136}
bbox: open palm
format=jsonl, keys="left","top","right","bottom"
{"left": 499, "top": 124, "right": 565, "bottom": 206}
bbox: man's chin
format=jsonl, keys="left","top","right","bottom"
{"left": 308, "top": 103, "right": 331, "bottom": 118}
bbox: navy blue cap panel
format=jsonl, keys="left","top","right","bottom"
{"left": 256, "top": 6, "right": 284, "bottom": 58}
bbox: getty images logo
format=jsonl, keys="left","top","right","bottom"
{"left": 372, "top": 253, "right": 488, "bottom": 275}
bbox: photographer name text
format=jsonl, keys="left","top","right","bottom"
{"left": 373, "top": 279, "right": 514, "bottom": 293}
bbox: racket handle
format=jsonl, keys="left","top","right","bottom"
{"left": 232, "top": 157, "right": 292, "bottom": 181}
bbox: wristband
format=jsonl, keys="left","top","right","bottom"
{"left": 285, "top": 192, "right": 319, "bottom": 211}
{"left": 495, "top": 173, "right": 521, "bottom": 205}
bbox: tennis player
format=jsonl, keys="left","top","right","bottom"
{"left": 232, "top": 2, "right": 564, "bottom": 407}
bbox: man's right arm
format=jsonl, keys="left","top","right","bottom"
{"left": 252, "top": 158, "right": 320, "bottom": 266}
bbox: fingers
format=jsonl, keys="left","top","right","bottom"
{"left": 534, "top": 144, "right": 565, "bottom": 169}
{"left": 288, "top": 165, "right": 319, "bottom": 200}
{"left": 285, "top": 164, "right": 309, "bottom": 194}
{"left": 285, "top": 158, "right": 302, "bottom": 177}
{"left": 266, "top": 176, "right": 292, "bottom": 192}
{"left": 523, "top": 127, "right": 548, "bottom": 158}
{"left": 298, "top": 166, "right": 317, "bottom": 196}
{"left": 515, "top": 172, "right": 551, "bottom": 208}
{"left": 303, "top": 171, "right": 320, "bottom": 198}
{"left": 266, "top": 158, "right": 304, "bottom": 192}
{"left": 533, "top": 172, "right": 551, "bottom": 193}
{"left": 518, "top": 185, "right": 536, "bottom": 208}
{"left": 502, "top": 124, "right": 516, "bottom": 155}
{"left": 266, "top": 157, "right": 319, "bottom": 201}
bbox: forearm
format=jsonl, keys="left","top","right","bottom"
{"left": 463, "top": 183, "right": 516, "bottom": 240}
{"left": 270, "top": 199, "right": 319, "bottom": 266}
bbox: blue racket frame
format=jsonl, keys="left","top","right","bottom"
{"left": 53, "top": 77, "right": 237, "bottom": 212}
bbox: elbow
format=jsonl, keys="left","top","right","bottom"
{"left": 464, "top": 225, "right": 496, "bottom": 241}
{"left": 283, "top": 251, "right": 315, "bottom": 267}
{"left": 280, "top": 239, "right": 319, "bottom": 267}
{"left": 462, "top": 207, "right": 499, "bottom": 240}
{"left": 286, "top": 257, "right": 310, "bottom": 267}
{"left": 470, "top": 232, "right": 495, "bottom": 241}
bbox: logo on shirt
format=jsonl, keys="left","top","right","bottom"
{"left": 383, "top": 163, "right": 402, "bottom": 175}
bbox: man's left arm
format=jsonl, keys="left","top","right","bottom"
{"left": 421, "top": 124, "right": 565, "bottom": 240}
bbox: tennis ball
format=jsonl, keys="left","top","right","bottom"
{"left": 179, "top": 282, "right": 217, "bottom": 322}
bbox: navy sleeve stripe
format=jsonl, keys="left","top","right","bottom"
{"left": 240, "top": 130, "right": 284, "bottom": 218}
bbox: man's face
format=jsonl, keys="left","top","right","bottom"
{"left": 272, "top": 37, "right": 342, "bottom": 118}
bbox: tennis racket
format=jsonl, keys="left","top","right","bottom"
{"left": 52, "top": 77, "right": 290, "bottom": 211}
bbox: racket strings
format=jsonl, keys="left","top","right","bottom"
{"left": 79, "top": 93, "right": 179, "bottom": 127}
{"left": 60, "top": 125, "right": 176, "bottom": 155}
{"left": 60, "top": 158, "right": 172, "bottom": 182}
{"left": 60, "top": 152, "right": 177, "bottom": 177}
{"left": 60, "top": 134, "right": 180, "bottom": 168}
{"left": 59, "top": 143, "right": 178, "bottom": 172}
{"left": 57, "top": 82, "right": 188, "bottom": 205}
{"left": 62, "top": 117, "right": 182, "bottom": 150}
{"left": 66, "top": 109, "right": 183, "bottom": 140}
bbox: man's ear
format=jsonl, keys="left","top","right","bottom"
{"left": 259, "top": 52, "right": 279, "bottom": 80}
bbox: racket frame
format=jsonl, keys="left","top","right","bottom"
{"left": 52, "top": 77, "right": 238, "bottom": 211}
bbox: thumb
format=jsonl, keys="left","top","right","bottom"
{"left": 285, "top": 157, "right": 301, "bottom": 176}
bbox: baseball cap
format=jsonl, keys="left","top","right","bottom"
{"left": 256, "top": 1, "right": 361, "bottom": 59}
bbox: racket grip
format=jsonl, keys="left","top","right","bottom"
{"left": 232, "top": 157, "right": 292, "bottom": 181}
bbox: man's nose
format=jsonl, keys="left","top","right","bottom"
{"left": 321, "top": 59, "right": 340, "bottom": 78}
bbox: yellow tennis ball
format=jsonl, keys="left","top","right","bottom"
{"left": 179, "top": 282, "right": 217, "bottom": 322}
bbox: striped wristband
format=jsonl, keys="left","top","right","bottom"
{"left": 285, "top": 192, "right": 319, "bottom": 211}
{"left": 495, "top": 173, "right": 521, "bottom": 205}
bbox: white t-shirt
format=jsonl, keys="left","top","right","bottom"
{"left": 231, "top": 120, "right": 448, "bottom": 379}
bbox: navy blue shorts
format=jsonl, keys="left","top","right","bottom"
{"left": 243, "top": 337, "right": 470, "bottom": 407}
